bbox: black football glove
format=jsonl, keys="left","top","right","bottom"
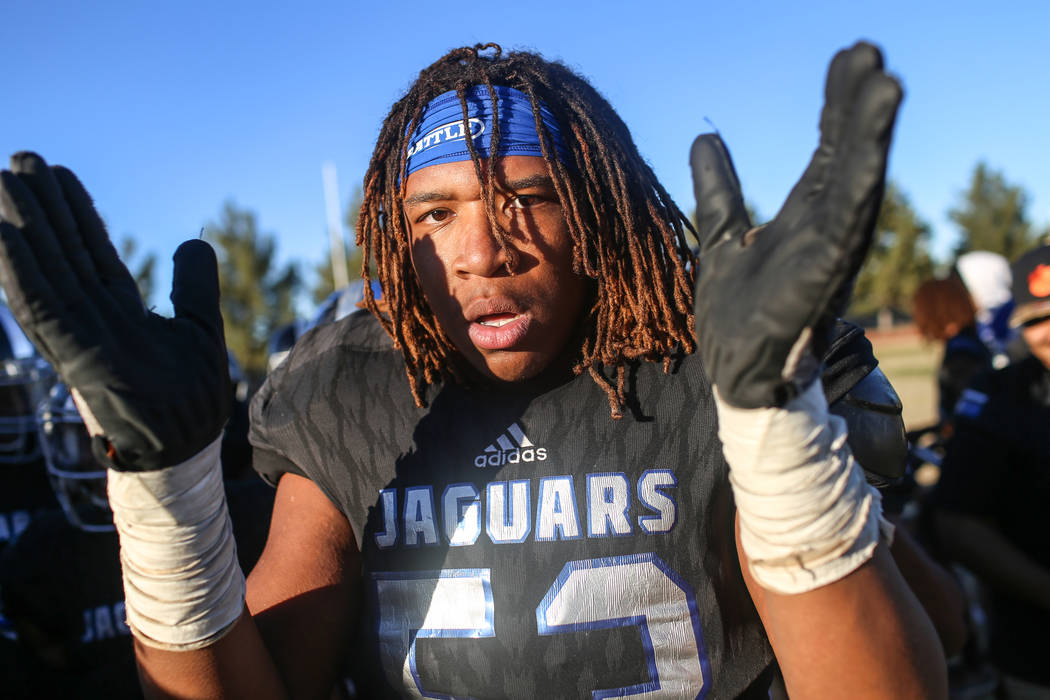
{"left": 0, "top": 152, "right": 231, "bottom": 471}
{"left": 690, "top": 42, "right": 902, "bottom": 409}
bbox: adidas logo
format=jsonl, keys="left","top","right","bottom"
{"left": 474, "top": 422, "right": 548, "bottom": 468}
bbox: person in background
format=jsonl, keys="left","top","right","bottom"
{"left": 912, "top": 272, "right": 993, "bottom": 434}
{"left": 0, "top": 302, "right": 57, "bottom": 696}
{"left": 931, "top": 243, "right": 1050, "bottom": 698}
{"left": 0, "top": 302, "right": 58, "bottom": 544}
{"left": 0, "top": 382, "right": 140, "bottom": 699}
{"left": 956, "top": 251, "right": 1021, "bottom": 368}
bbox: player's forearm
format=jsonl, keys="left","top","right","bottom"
{"left": 744, "top": 542, "right": 947, "bottom": 699}
{"left": 136, "top": 609, "right": 290, "bottom": 700}
{"left": 888, "top": 521, "right": 968, "bottom": 656}
{"left": 935, "top": 510, "right": 1050, "bottom": 611}
{"left": 715, "top": 365, "right": 946, "bottom": 695}
{"left": 106, "top": 440, "right": 283, "bottom": 698}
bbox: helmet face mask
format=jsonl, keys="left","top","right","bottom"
{"left": 0, "top": 308, "right": 55, "bottom": 464}
{"left": 37, "top": 383, "right": 114, "bottom": 533}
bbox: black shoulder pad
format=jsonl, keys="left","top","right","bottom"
{"left": 828, "top": 366, "right": 908, "bottom": 487}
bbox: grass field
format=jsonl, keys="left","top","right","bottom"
{"left": 866, "top": 326, "right": 941, "bottom": 431}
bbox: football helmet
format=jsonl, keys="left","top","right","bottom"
{"left": 36, "top": 382, "right": 113, "bottom": 532}
{"left": 0, "top": 302, "right": 54, "bottom": 464}
{"left": 266, "top": 320, "right": 304, "bottom": 374}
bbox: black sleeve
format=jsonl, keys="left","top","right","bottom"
{"left": 821, "top": 319, "right": 878, "bottom": 404}
{"left": 823, "top": 320, "right": 909, "bottom": 486}
{"left": 248, "top": 362, "right": 309, "bottom": 488}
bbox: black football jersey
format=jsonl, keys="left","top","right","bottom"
{"left": 251, "top": 312, "right": 774, "bottom": 699}
{"left": 0, "top": 459, "right": 59, "bottom": 550}
{"left": 0, "top": 460, "right": 61, "bottom": 698}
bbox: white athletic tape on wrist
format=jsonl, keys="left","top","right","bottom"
{"left": 715, "top": 381, "right": 894, "bottom": 594}
{"left": 107, "top": 435, "right": 245, "bottom": 650}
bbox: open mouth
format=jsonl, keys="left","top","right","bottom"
{"left": 477, "top": 313, "right": 518, "bottom": 328}
{"left": 469, "top": 313, "right": 531, "bottom": 350}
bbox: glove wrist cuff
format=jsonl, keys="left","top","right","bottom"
{"left": 107, "top": 435, "right": 245, "bottom": 649}
{"left": 714, "top": 381, "right": 893, "bottom": 593}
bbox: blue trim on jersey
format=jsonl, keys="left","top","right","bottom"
{"left": 535, "top": 553, "right": 711, "bottom": 700}
{"left": 371, "top": 568, "right": 494, "bottom": 700}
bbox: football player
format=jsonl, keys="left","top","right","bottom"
{"left": 0, "top": 302, "right": 58, "bottom": 544}
{"left": 0, "top": 303, "right": 59, "bottom": 700}
{"left": 0, "top": 382, "right": 141, "bottom": 698}
{"left": 0, "top": 42, "right": 946, "bottom": 698}
{"left": 0, "top": 380, "right": 275, "bottom": 698}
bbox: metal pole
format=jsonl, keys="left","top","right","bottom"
{"left": 322, "top": 161, "right": 350, "bottom": 290}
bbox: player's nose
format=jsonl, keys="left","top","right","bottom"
{"left": 454, "top": 203, "right": 514, "bottom": 278}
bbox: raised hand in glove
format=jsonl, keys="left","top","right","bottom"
{"left": 691, "top": 42, "right": 902, "bottom": 409}
{"left": 0, "top": 152, "right": 230, "bottom": 470}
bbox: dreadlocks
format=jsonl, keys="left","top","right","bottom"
{"left": 357, "top": 43, "right": 697, "bottom": 418}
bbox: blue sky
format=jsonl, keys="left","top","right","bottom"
{"left": 3, "top": 0, "right": 1048, "bottom": 313}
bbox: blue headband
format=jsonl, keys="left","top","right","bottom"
{"left": 404, "top": 85, "right": 569, "bottom": 177}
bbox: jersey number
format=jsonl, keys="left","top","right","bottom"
{"left": 372, "top": 552, "right": 710, "bottom": 699}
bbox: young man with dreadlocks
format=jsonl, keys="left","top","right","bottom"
{"left": 0, "top": 42, "right": 946, "bottom": 698}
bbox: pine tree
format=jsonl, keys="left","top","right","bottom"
{"left": 205, "top": 201, "right": 300, "bottom": 381}
{"left": 850, "top": 182, "right": 934, "bottom": 319}
{"left": 949, "top": 162, "right": 1033, "bottom": 260}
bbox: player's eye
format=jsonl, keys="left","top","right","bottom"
{"left": 507, "top": 195, "right": 539, "bottom": 210}
{"left": 417, "top": 208, "right": 452, "bottom": 224}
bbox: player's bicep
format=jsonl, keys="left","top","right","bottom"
{"left": 247, "top": 472, "right": 360, "bottom": 698}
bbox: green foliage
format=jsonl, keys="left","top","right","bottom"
{"left": 119, "top": 237, "right": 157, "bottom": 308}
{"left": 949, "top": 162, "right": 1034, "bottom": 260}
{"left": 850, "top": 182, "right": 934, "bottom": 316}
{"left": 312, "top": 186, "right": 364, "bottom": 304}
{"left": 205, "top": 201, "right": 300, "bottom": 381}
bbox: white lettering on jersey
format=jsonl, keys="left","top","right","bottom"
{"left": 537, "top": 476, "right": 582, "bottom": 541}
{"left": 587, "top": 473, "right": 632, "bottom": 537}
{"left": 404, "top": 487, "right": 439, "bottom": 547}
{"left": 372, "top": 554, "right": 710, "bottom": 698}
{"left": 374, "top": 471, "right": 678, "bottom": 551}
{"left": 638, "top": 470, "right": 679, "bottom": 534}
{"left": 486, "top": 480, "right": 531, "bottom": 543}
{"left": 376, "top": 488, "right": 398, "bottom": 549}
{"left": 443, "top": 483, "right": 481, "bottom": 546}
{"left": 475, "top": 422, "right": 548, "bottom": 469}
{"left": 80, "top": 601, "right": 132, "bottom": 643}
{"left": 373, "top": 569, "right": 494, "bottom": 697}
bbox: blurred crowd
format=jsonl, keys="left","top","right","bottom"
{"left": 1, "top": 254, "right": 1048, "bottom": 698}
{"left": 898, "top": 245, "right": 1050, "bottom": 699}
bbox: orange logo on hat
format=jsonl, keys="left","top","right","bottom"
{"left": 1028, "top": 264, "right": 1050, "bottom": 298}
